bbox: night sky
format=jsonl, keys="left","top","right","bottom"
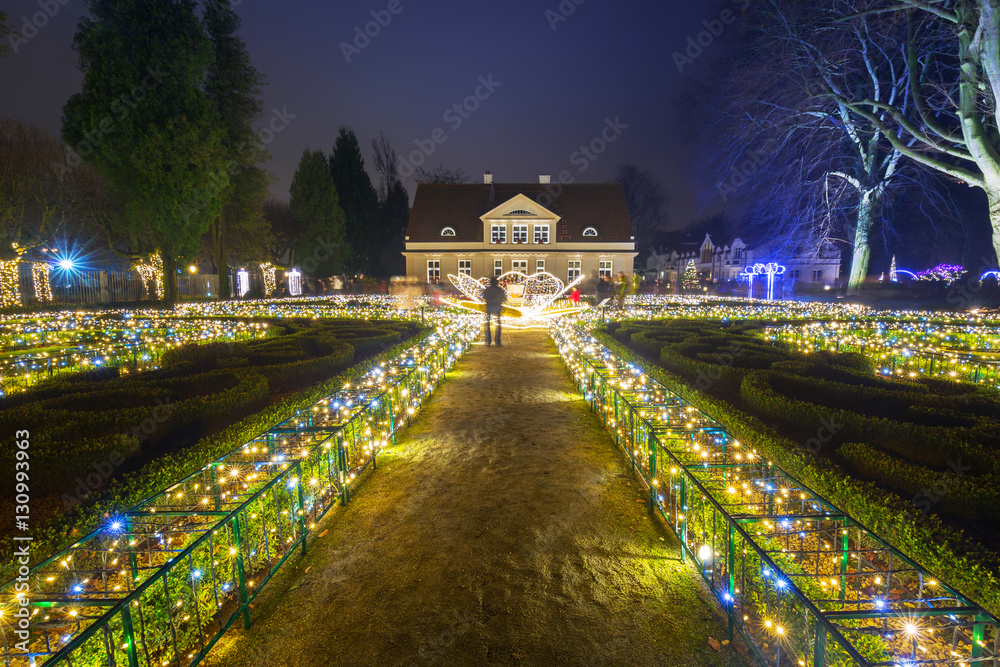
{"left": 2, "top": 0, "right": 725, "bottom": 225}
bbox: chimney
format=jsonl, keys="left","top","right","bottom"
{"left": 483, "top": 171, "right": 493, "bottom": 184}
{"left": 539, "top": 174, "right": 551, "bottom": 184}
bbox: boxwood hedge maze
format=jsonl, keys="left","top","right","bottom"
{"left": 9, "top": 293, "right": 1000, "bottom": 666}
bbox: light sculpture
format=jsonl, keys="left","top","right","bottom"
{"left": 741, "top": 264, "right": 763, "bottom": 299}
{"left": 446, "top": 271, "right": 585, "bottom": 326}
{"left": 287, "top": 269, "right": 302, "bottom": 296}
{"left": 236, "top": 269, "right": 250, "bottom": 298}
{"left": 759, "top": 262, "right": 786, "bottom": 301}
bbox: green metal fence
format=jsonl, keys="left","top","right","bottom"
{"left": 0, "top": 321, "right": 475, "bottom": 666}
{"left": 553, "top": 325, "right": 1000, "bottom": 666}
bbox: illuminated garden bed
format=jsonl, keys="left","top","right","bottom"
{"left": 553, "top": 324, "right": 1000, "bottom": 666}
{"left": 0, "top": 319, "right": 475, "bottom": 667}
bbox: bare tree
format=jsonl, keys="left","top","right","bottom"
{"left": 0, "top": 116, "right": 115, "bottom": 261}
{"left": 824, "top": 0, "right": 1000, "bottom": 268}
{"left": 414, "top": 165, "right": 469, "bottom": 184}
{"left": 371, "top": 131, "right": 400, "bottom": 199}
{"left": 615, "top": 164, "right": 668, "bottom": 261}
{"left": 711, "top": 0, "right": 924, "bottom": 293}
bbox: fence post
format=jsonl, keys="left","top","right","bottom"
{"left": 121, "top": 602, "right": 141, "bottom": 667}
{"left": 647, "top": 431, "right": 657, "bottom": 510}
{"left": 813, "top": 623, "right": 827, "bottom": 667}
{"left": 231, "top": 516, "right": 251, "bottom": 629}
{"left": 679, "top": 475, "right": 688, "bottom": 561}
{"left": 839, "top": 524, "right": 849, "bottom": 602}
{"left": 295, "top": 461, "right": 307, "bottom": 556}
{"left": 727, "top": 523, "right": 736, "bottom": 642}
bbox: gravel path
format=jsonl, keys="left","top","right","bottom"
{"left": 207, "top": 330, "right": 746, "bottom": 666}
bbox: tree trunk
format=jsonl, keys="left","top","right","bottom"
{"left": 847, "top": 190, "right": 878, "bottom": 295}
{"left": 988, "top": 189, "right": 1000, "bottom": 269}
{"left": 161, "top": 250, "right": 178, "bottom": 305}
{"left": 215, "top": 211, "right": 230, "bottom": 301}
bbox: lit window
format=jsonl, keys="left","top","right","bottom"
{"left": 512, "top": 224, "right": 528, "bottom": 244}
{"left": 427, "top": 260, "right": 440, "bottom": 283}
{"left": 441, "top": 227, "right": 456, "bottom": 237}
{"left": 512, "top": 260, "right": 527, "bottom": 274}
{"left": 491, "top": 225, "right": 506, "bottom": 244}
{"left": 599, "top": 260, "right": 613, "bottom": 278}
{"left": 534, "top": 225, "right": 549, "bottom": 244}
{"left": 458, "top": 260, "right": 471, "bottom": 276}
{"left": 582, "top": 227, "right": 598, "bottom": 237}
{"left": 568, "top": 260, "right": 581, "bottom": 282}
{"left": 494, "top": 259, "right": 503, "bottom": 277}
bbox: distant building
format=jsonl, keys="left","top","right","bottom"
{"left": 646, "top": 233, "right": 841, "bottom": 292}
{"left": 403, "top": 173, "right": 637, "bottom": 285}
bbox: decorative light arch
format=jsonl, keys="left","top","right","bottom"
{"left": 441, "top": 227, "right": 456, "bottom": 237}
{"left": 582, "top": 227, "right": 598, "bottom": 237}
{"left": 982, "top": 270, "right": 1000, "bottom": 281}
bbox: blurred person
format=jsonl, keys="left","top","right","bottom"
{"left": 483, "top": 277, "right": 507, "bottom": 347}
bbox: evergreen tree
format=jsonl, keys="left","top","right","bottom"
{"left": 682, "top": 260, "right": 699, "bottom": 291}
{"left": 290, "top": 149, "right": 347, "bottom": 277}
{"left": 329, "top": 127, "right": 378, "bottom": 273}
{"left": 203, "top": 0, "right": 267, "bottom": 299}
{"left": 63, "top": 0, "right": 226, "bottom": 303}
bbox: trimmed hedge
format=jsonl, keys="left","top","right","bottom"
{"left": 600, "top": 323, "right": 1000, "bottom": 615}
{"left": 0, "top": 328, "right": 432, "bottom": 582}
{"left": 0, "top": 318, "right": 419, "bottom": 524}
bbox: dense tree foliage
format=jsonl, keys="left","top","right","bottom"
{"left": 202, "top": 0, "right": 269, "bottom": 298}
{"left": 330, "top": 128, "right": 378, "bottom": 274}
{"left": 63, "top": 0, "right": 227, "bottom": 303}
{"left": 290, "top": 149, "right": 347, "bottom": 277}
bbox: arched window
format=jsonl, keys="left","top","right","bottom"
{"left": 505, "top": 209, "right": 534, "bottom": 216}
{"left": 582, "top": 227, "right": 598, "bottom": 237}
{"left": 440, "top": 227, "right": 456, "bottom": 237}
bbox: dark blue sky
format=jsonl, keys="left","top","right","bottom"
{"left": 2, "top": 0, "right": 729, "bottom": 224}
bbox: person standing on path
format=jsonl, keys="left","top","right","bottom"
{"left": 483, "top": 277, "right": 507, "bottom": 346}
{"left": 615, "top": 272, "right": 629, "bottom": 307}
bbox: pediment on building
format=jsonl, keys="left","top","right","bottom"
{"left": 480, "top": 193, "right": 562, "bottom": 224}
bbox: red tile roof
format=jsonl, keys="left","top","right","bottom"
{"left": 406, "top": 183, "right": 634, "bottom": 244}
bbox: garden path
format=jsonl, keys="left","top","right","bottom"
{"left": 208, "top": 330, "right": 744, "bottom": 666}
